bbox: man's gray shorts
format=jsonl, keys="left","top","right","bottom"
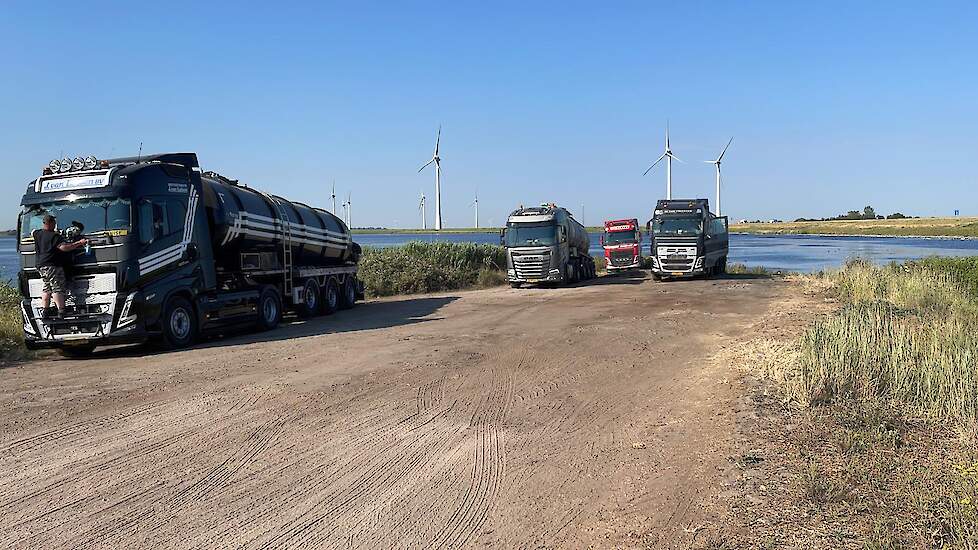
{"left": 39, "top": 266, "right": 67, "bottom": 294}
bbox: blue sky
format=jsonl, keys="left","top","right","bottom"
{"left": 2, "top": 1, "right": 976, "bottom": 228}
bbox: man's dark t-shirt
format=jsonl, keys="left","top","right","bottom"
{"left": 32, "top": 229, "right": 64, "bottom": 268}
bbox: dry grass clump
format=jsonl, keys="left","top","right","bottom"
{"left": 722, "top": 258, "right": 978, "bottom": 547}
{"left": 793, "top": 260, "right": 978, "bottom": 423}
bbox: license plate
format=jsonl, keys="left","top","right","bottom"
{"left": 526, "top": 278, "right": 540, "bottom": 283}
{"left": 672, "top": 272, "right": 684, "bottom": 276}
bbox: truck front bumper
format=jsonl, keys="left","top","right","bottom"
{"left": 649, "top": 256, "right": 704, "bottom": 277}
{"left": 24, "top": 317, "right": 148, "bottom": 350}
{"left": 507, "top": 268, "right": 564, "bottom": 284}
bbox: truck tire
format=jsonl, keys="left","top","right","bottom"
{"left": 566, "top": 262, "right": 577, "bottom": 284}
{"left": 160, "top": 296, "right": 197, "bottom": 349}
{"left": 58, "top": 344, "right": 96, "bottom": 358}
{"left": 257, "top": 286, "right": 282, "bottom": 331}
{"left": 339, "top": 276, "right": 357, "bottom": 310}
{"left": 718, "top": 257, "right": 728, "bottom": 275}
{"left": 323, "top": 277, "right": 340, "bottom": 315}
{"left": 297, "top": 278, "right": 321, "bottom": 317}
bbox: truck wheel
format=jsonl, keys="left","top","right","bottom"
{"left": 161, "top": 296, "right": 197, "bottom": 349}
{"left": 566, "top": 263, "right": 577, "bottom": 284}
{"left": 297, "top": 278, "right": 321, "bottom": 317}
{"left": 718, "top": 257, "right": 727, "bottom": 275}
{"left": 339, "top": 276, "right": 357, "bottom": 310}
{"left": 257, "top": 287, "right": 282, "bottom": 331}
{"left": 58, "top": 344, "right": 96, "bottom": 358}
{"left": 323, "top": 277, "right": 340, "bottom": 315}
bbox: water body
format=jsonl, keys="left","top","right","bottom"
{"left": 4, "top": 233, "right": 978, "bottom": 282}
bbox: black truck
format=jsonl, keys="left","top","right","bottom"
{"left": 17, "top": 152, "right": 362, "bottom": 356}
{"left": 646, "top": 199, "right": 728, "bottom": 279}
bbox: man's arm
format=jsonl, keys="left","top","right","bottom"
{"left": 57, "top": 239, "right": 88, "bottom": 252}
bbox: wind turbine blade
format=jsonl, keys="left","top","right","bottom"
{"left": 643, "top": 153, "right": 667, "bottom": 175}
{"left": 434, "top": 125, "right": 441, "bottom": 155}
{"left": 669, "top": 152, "right": 684, "bottom": 163}
{"left": 717, "top": 137, "right": 733, "bottom": 161}
{"left": 418, "top": 158, "right": 435, "bottom": 172}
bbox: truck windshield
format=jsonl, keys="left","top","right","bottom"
{"left": 506, "top": 223, "right": 556, "bottom": 246}
{"left": 20, "top": 198, "right": 131, "bottom": 239}
{"left": 604, "top": 230, "right": 639, "bottom": 245}
{"left": 652, "top": 218, "right": 702, "bottom": 236}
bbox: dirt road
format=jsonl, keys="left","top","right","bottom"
{"left": 0, "top": 273, "right": 786, "bottom": 549}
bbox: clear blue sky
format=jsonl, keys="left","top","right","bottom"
{"left": 3, "top": 1, "right": 976, "bottom": 228}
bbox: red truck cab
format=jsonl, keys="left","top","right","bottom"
{"left": 601, "top": 218, "right": 642, "bottom": 271}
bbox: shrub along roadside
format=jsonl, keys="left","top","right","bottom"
{"left": 357, "top": 241, "right": 508, "bottom": 297}
{"left": 0, "top": 283, "right": 29, "bottom": 363}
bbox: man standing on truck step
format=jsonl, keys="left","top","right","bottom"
{"left": 33, "top": 214, "right": 88, "bottom": 318}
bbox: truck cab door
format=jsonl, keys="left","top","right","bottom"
{"left": 136, "top": 196, "right": 188, "bottom": 279}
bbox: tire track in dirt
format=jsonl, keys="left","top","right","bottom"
{"left": 429, "top": 349, "right": 521, "bottom": 549}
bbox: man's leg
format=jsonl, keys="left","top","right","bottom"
{"left": 53, "top": 292, "right": 66, "bottom": 314}
{"left": 41, "top": 290, "right": 51, "bottom": 311}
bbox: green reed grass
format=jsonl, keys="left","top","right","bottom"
{"left": 358, "top": 241, "right": 508, "bottom": 297}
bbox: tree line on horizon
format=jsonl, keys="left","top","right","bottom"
{"left": 792, "top": 205, "right": 912, "bottom": 223}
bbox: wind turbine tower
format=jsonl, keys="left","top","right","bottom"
{"left": 470, "top": 190, "right": 479, "bottom": 228}
{"left": 419, "top": 192, "right": 427, "bottom": 230}
{"left": 705, "top": 137, "right": 733, "bottom": 216}
{"left": 331, "top": 180, "right": 337, "bottom": 214}
{"left": 418, "top": 126, "right": 443, "bottom": 230}
{"left": 643, "top": 124, "right": 683, "bottom": 199}
{"left": 346, "top": 192, "right": 352, "bottom": 228}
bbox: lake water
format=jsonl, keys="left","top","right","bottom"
{"left": 4, "top": 233, "right": 978, "bottom": 282}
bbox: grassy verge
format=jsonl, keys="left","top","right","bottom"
{"left": 0, "top": 283, "right": 29, "bottom": 364}
{"left": 358, "top": 241, "right": 507, "bottom": 297}
{"left": 726, "top": 263, "right": 772, "bottom": 276}
{"left": 736, "top": 259, "right": 978, "bottom": 547}
{"left": 731, "top": 216, "right": 978, "bottom": 238}
{"left": 352, "top": 227, "right": 503, "bottom": 235}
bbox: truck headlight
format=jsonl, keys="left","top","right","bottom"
{"left": 694, "top": 257, "right": 704, "bottom": 268}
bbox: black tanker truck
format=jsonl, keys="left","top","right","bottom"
{"left": 17, "top": 152, "right": 362, "bottom": 356}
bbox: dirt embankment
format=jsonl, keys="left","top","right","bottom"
{"left": 0, "top": 273, "right": 792, "bottom": 549}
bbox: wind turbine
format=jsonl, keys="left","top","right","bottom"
{"left": 418, "top": 126, "right": 443, "bottom": 231}
{"left": 419, "top": 191, "right": 427, "bottom": 230}
{"left": 643, "top": 124, "right": 683, "bottom": 199}
{"left": 704, "top": 137, "right": 733, "bottom": 216}
{"left": 346, "top": 192, "right": 352, "bottom": 228}
{"left": 470, "top": 190, "right": 479, "bottom": 228}
{"left": 331, "top": 180, "right": 337, "bottom": 214}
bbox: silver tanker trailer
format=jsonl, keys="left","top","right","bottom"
{"left": 501, "top": 203, "right": 595, "bottom": 288}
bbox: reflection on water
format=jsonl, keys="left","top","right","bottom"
{"left": 4, "top": 232, "right": 978, "bottom": 281}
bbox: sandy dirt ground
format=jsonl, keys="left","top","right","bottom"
{"left": 0, "top": 273, "right": 789, "bottom": 549}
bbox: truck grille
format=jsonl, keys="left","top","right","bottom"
{"left": 513, "top": 252, "right": 550, "bottom": 279}
{"left": 609, "top": 250, "right": 637, "bottom": 267}
{"left": 656, "top": 246, "right": 696, "bottom": 272}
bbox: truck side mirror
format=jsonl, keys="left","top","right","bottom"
{"left": 599, "top": 236, "right": 604, "bottom": 246}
